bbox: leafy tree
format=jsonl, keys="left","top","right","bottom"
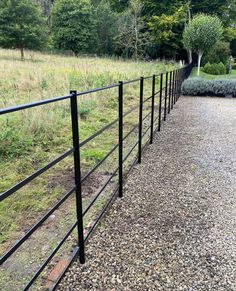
{"left": 109, "top": 0, "right": 129, "bottom": 12}
{"left": 51, "top": 0, "right": 95, "bottom": 55}
{"left": 183, "top": 14, "right": 223, "bottom": 76}
{"left": 0, "top": 0, "right": 47, "bottom": 60}
{"left": 148, "top": 5, "right": 187, "bottom": 59}
{"left": 38, "top": 0, "right": 55, "bottom": 17}
{"left": 142, "top": 0, "right": 184, "bottom": 16}
{"left": 93, "top": 0, "right": 118, "bottom": 55}
{"left": 115, "top": 0, "right": 149, "bottom": 59}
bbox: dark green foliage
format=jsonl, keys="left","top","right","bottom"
{"left": 182, "top": 77, "right": 236, "bottom": 96}
{"left": 232, "top": 63, "right": 236, "bottom": 70}
{"left": 202, "top": 41, "right": 231, "bottom": 65}
{"left": 0, "top": 0, "right": 235, "bottom": 61}
{"left": 203, "top": 62, "right": 227, "bottom": 75}
{"left": 191, "top": 0, "right": 228, "bottom": 16}
{"left": 0, "top": 0, "right": 47, "bottom": 59}
{"left": 148, "top": 6, "right": 187, "bottom": 59}
{"left": 37, "top": 0, "right": 54, "bottom": 17}
{"left": 109, "top": 0, "right": 129, "bottom": 12}
{"left": 93, "top": 0, "right": 117, "bottom": 55}
{"left": 51, "top": 0, "right": 95, "bottom": 54}
{"left": 142, "top": 0, "right": 184, "bottom": 16}
{"left": 231, "top": 40, "right": 236, "bottom": 57}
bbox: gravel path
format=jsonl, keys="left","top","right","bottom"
{"left": 59, "top": 97, "right": 236, "bottom": 291}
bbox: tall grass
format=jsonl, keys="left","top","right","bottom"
{"left": 0, "top": 48, "right": 177, "bottom": 287}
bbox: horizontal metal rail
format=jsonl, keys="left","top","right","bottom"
{"left": 81, "top": 144, "right": 119, "bottom": 183}
{"left": 142, "top": 124, "right": 152, "bottom": 138}
{"left": 80, "top": 119, "right": 118, "bottom": 147}
{"left": 123, "top": 104, "right": 139, "bottom": 119}
{"left": 51, "top": 247, "right": 79, "bottom": 291}
{"left": 143, "top": 75, "right": 154, "bottom": 80}
{"left": 123, "top": 123, "right": 139, "bottom": 141}
{"left": 76, "top": 83, "right": 119, "bottom": 96}
{"left": 23, "top": 220, "right": 78, "bottom": 290}
{"left": 0, "top": 148, "right": 74, "bottom": 202}
{"left": 80, "top": 103, "right": 141, "bottom": 149}
{"left": 123, "top": 140, "right": 139, "bottom": 164}
{"left": 0, "top": 94, "right": 72, "bottom": 115}
{"left": 84, "top": 185, "right": 119, "bottom": 243}
{"left": 154, "top": 89, "right": 161, "bottom": 96}
{"left": 142, "top": 111, "right": 152, "bottom": 123}
{"left": 123, "top": 78, "right": 140, "bottom": 85}
{"left": 83, "top": 167, "right": 119, "bottom": 216}
{"left": 143, "top": 95, "right": 153, "bottom": 104}
{"left": 123, "top": 156, "right": 138, "bottom": 180}
{"left": 0, "top": 186, "right": 76, "bottom": 265}
{"left": 0, "top": 83, "right": 122, "bottom": 116}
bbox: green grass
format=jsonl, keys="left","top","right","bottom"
{"left": 0, "top": 48, "right": 176, "bottom": 258}
{"left": 190, "top": 67, "right": 236, "bottom": 79}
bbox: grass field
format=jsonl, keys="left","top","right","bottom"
{"left": 0, "top": 49, "right": 176, "bottom": 289}
{"left": 190, "top": 67, "right": 236, "bottom": 79}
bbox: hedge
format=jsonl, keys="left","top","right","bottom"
{"left": 181, "top": 78, "right": 236, "bottom": 97}
{"left": 203, "top": 62, "right": 226, "bottom": 75}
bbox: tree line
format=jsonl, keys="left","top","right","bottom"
{"left": 0, "top": 0, "right": 235, "bottom": 61}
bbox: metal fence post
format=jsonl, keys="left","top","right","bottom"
{"left": 176, "top": 70, "right": 179, "bottom": 101}
{"left": 173, "top": 70, "right": 176, "bottom": 105}
{"left": 158, "top": 74, "right": 163, "bottom": 132}
{"left": 70, "top": 90, "right": 85, "bottom": 264}
{"left": 118, "top": 81, "right": 123, "bottom": 198}
{"left": 168, "top": 71, "right": 172, "bottom": 114}
{"left": 138, "top": 77, "right": 144, "bottom": 163}
{"left": 178, "top": 69, "right": 181, "bottom": 100}
{"left": 150, "top": 75, "right": 155, "bottom": 144}
{"left": 181, "top": 68, "right": 184, "bottom": 92}
{"left": 171, "top": 71, "right": 174, "bottom": 109}
{"left": 164, "top": 72, "right": 168, "bottom": 121}
{"left": 176, "top": 70, "right": 180, "bottom": 101}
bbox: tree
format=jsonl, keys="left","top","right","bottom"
{"left": 183, "top": 14, "right": 223, "bottom": 76}
{"left": 0, "top": 0, "right": 47, "bottom": 60}
{"left": 115, "top": 0, "right": 149, "bottom": 59}
{"left": 109, "top": 0, "right": 129, "bottom": 13}
{"left": 148, "top": 5, "right": 188, "bottom": 59}
{"left": 191, "top": 0, "right": 227, "bottom": 16}
{"left": 93, "top": 0, "right": 118, "bottom": 55}
{"left": 51, "top": 0, "right": 95, "bottom": 55}
{"left": 37, "top": 0, "right": 55, "bottom": 24}
{"left": 142, "top": 0, "right": 184, "bottom": 16}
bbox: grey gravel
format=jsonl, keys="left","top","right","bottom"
{"left": 58, "top": 97, "right": 236, "bottom": 291}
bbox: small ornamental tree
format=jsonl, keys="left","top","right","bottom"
{"left": 0, "top": 0, "right": 47, "bottom": 60}
{"left": 183, "top": 14, "right": 223, "bottom": 76}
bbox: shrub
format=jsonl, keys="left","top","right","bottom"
{"left": 202, "top": 41, "right": 231, "bottom": 65}
{"left": 218, "top": 62, "right": 227, "bottom": 75}
{"left": 203, "top": 62, "right": 226, "bottom": 75}
{"left": 181, "top": 78, "right": 236, "bottom": 97}
{"left": 203, "top": 62, "right": 217, "bottom": 75}
{"left": 232, "top": 63, "right": 236, "bottom": 70}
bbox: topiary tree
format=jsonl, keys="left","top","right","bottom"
{"left": 51, "top": 0, "right": 95, "bottom": 55}
{"left": 0, "top": 0, "right": 47, "bottom": 60}
{"left": 183, "top": 14, "right": 223, "bottom": 76}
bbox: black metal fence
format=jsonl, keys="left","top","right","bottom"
{"left": 0, "top": 65, "right": 191, "bottom": 290}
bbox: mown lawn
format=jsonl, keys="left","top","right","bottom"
{"left": 190, "top": 67, "right": 236, "bottom": 79}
